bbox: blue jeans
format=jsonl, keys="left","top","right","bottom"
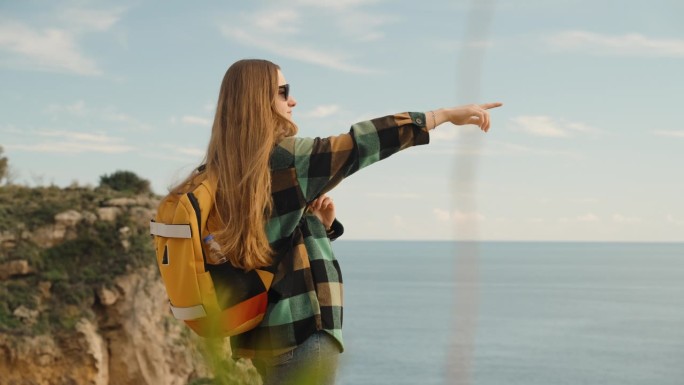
{"left": 252, "top": 332, "right": 341, "bottom": 385}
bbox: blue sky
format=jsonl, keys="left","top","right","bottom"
{"left": 1, "top": 0, "right": 682, "bottom": 241}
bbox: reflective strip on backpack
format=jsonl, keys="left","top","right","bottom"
{"left": 149, "top": 221, "right": 192, "bottom": 239}
{"left": 170, "top": 303, "right": 207, "bottom": 320}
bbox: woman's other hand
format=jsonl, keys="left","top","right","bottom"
{"left": 310, "top": 195, "right": 336, "bottom": 230}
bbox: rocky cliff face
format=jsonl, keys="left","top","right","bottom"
{"left": 0, "top": 187, "right": 260, "bottom": 385}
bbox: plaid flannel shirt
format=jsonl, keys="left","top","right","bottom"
{"left": 231, "top": 112, "right": 430, "bottom": 358}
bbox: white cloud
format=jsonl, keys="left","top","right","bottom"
{"left": 218, "top": 1, "right": 389, "bottom": 72}
{"left": 434, "top": 208, "right": 451, "bottom": 222}
{"left": 433, "top": 208, "right": 485, "bottom": 223}
{"left": 494, "top": 141, "right": 583, "bottom": 158}
{"left": 181, "top": 116, "right": 211, "bottom": 126}
{"left": 612, "top": 214, "right": 641, "bottom": 224}
{"left": 666, "top": 215, "right": 684, "bottom": 226}
{"left": 38, "top": 130, "right": 117, "bottom": 143}
{"left": 0, "top": 20, "right": 101, "bottom": 75}
{"left": 334, "top": 11, "right": 397, "bottom": 42}
{"left": 251, "top": 9, "right": 301, "bottom": 35}
{"left": 160, "top": 144, "right": 205, "bottom": 158}
{"left": 45, "top": 100, "right": 87, "bottom": 116}
{"left": 545, "top": 31, "right": 684, "bottom": 57}
{"left": 6, "top": 129, "right": 134, "bottom": 154}
{"left": 412, "top": 138, "right": 583, "bottom": 159}
{"left": 294, "top": 0, "right": 382, "bottom": 11}
{"left": 144, "top": 144, "right": 205, "bottom": 164}
{"left": 571, "top": 197, "right": 599, "bottom": 204}
{"left": 301, "top": 105, "right": 341, "bottom": 119}
{"left": 392, "top": 215, "right": 405, "bottom": 227}
{"left": 428, "top": 37, "right": 500, "bottom": 55}
{"left": 0, "top": 7, "right": 124, "bottom": 75}
{"left": 509, "top": 116, "right": 569, "bottom": 138}
{"left": 467, "top": 40, "right": 495, "bottom": 49}
{"left": 367, "top": 192, "right": 420, "bottom": 199}
{"left": 430, "top": 123, "right": 461, "bottom": 141}
{"left": 560, "top": 213, "right": 600, "bottom": 223}
{"left": 653, "top": 130, "right": 684, "bottom": 138}
{"left": 43, "top": 101, "right": 154, "bottom": 131}
{"left": 59, "top": 7, "right": 127, "bottom": 32}
{"left": 565, "top": 122, "right": 601, "bottom": 134}
{"left": 9, "top": 142, "right": 134, "bottom": 154}
{"left": 577, "top": 213, "right": 600, "bottom": 222}
{"left": 509, "top": 116, "right": 601, "bottom": 138}
{"left": 220, "top": 26, "right": 374, "bottom": 74}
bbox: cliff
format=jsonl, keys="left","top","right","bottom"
{"left": 0, "top": 185, "right": 260, "bottom": 385}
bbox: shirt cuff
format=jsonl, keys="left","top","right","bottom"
{"left": 326, "top": 219, "right": 344, "bottom": 241}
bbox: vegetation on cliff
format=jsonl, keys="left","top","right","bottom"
{"left": 0, "top": 171, "right": 156, "bottom": 335}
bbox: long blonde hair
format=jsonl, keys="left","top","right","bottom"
{"left": 170, "top": 59, "right": 297, "bottom": 270}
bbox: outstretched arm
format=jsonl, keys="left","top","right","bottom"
{"left": 277, "top": 102, "right": 503, "bottom": 203}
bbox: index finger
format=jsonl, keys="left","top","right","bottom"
{"left": 480, "top": 102, "right": 503, "bottom": 110}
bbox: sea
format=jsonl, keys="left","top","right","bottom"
{"left": 331, "top": 241, "right": 684, "bottom": 385}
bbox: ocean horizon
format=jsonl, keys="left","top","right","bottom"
{"left": 332, "top": 240, "right": 684, "bottom": 385}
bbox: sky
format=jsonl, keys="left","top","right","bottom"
{"left": 1, "top": 0, "right": 682, "bottom": 242}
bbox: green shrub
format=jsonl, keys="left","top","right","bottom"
{"left": 0, "top": 306, "right": 20, "bottom": 331}
{"left": 3, "top": 238, "right": 42, "bottom": 266}
{"left": 99, "top": 170, "right": 151, "bottom": 195}
{"left": 0, "top": 279, "right": 36, "bottom": 333}
{"left": 0, "top": 185, "right": 105, "bottom": 232}
{"left": 5, "top": 280, "right": 37, "bottom": 310}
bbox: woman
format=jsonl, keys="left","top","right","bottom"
{"left": 170, "top": 59, "right": 501, "bottom": 385}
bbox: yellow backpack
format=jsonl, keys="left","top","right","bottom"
{"left": 149, "top": 172, "right": 274, "bottom": 337}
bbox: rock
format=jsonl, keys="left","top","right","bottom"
{"left": 13, "top": 305, "right": 39, "bottom": 325}
{"left": 0, "top": 268, "right": 258, "bottom": 385}
{"left": 119, "top": 227, "right": 132, "bottom": 251}
{"left": 0, "top": 326, "right": 113, "bottom": 384}
{"left": 82, "top": 211, "right": 98, "bottom": 224}
{"left": 38, "top": 281, "right": 52, "bottom": 299}
{"left": 76, "top": 318, "right": 109, "bottom": 385}
{"left": 136, "top": 196, "right": 160, "bottom": 208}
{"left": 55, "top": 210, "right": 83, "bottom": 227}
{"left": 105, "top": 197, "right": 138, "bottom": 207}
{"left": 30, "top": 224, "right": 68, "bottom": 247}
{"left": 37, "top": 353, "right": 53, "bottom": 366}
{"left": 130, "top": 207, "right": 157, "bottom": 228}
{"left": 53, "top": 224, "right": 67, "bottom": 240}
{"left": 119, "top": 226, "right": 131, "bottom": 238}
{"left": 0, "top": 230, "right": 15, "bottom": 243}
{"left": 0, "top": 259, "right": 33, "bottom": 280}
{"left": 97, "top": 207, "right": 121, "bottom": 222}
{"left": 97, "top": 286, "right": 120, "bottom": 306}
{"left": 104, "top": 266, "right": 212, "bottom": 385}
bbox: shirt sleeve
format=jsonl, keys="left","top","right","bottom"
{"left": 326, "top": 218, "right": 344, "bottom": 241}
{"left": 282, "top": 112, "right": 429, "bottom": 202}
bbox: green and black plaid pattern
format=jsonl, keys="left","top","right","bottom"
{"left": 231, "top": 112, "right": 429, "bottom": 358}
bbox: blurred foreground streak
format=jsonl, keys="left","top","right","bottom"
{"left": 447, "top": 0, "right": 497, "bottom": 384}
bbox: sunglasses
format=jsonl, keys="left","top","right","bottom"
{"left": 278, "top": 84, "right": 290, "bottom": 100}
